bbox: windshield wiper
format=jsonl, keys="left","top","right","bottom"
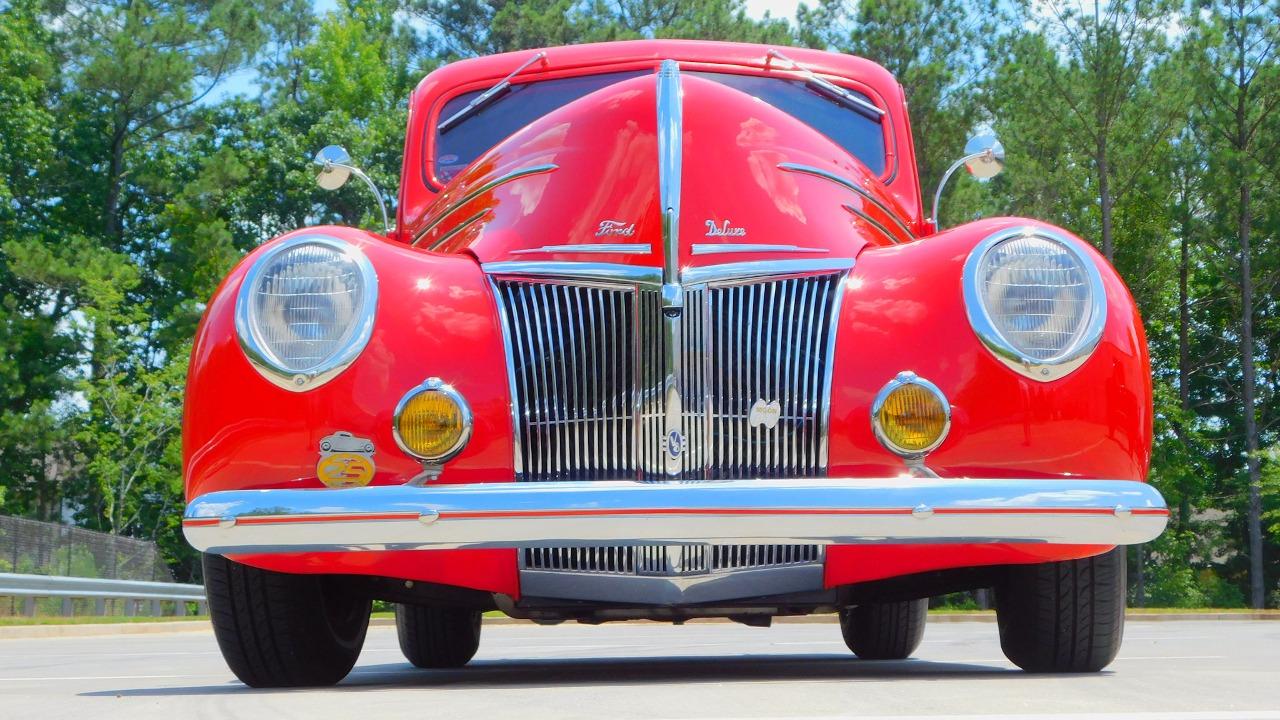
{"left": 438, "top": 51, "right": 548, "bottom": 134}
{"left": 766, "top": 49, "right": 886, "bottom": 122}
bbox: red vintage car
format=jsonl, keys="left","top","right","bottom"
{"left": 182, "top": 40, "right": 1168, "bottom": 686}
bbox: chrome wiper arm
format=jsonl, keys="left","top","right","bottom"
{"left": 767, "top": 49, "right": 886, "bottom": 122}
{"left": 438, "top": 51, "right": 547, "bottom": 134}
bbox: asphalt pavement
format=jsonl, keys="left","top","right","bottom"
{"left": 0, "top": 619, "right": 1277, "bottom": 719}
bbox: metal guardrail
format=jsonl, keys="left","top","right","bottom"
{"left": 0, "top": 572, "right": 207, "bottom": 618}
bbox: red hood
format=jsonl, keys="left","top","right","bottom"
{"left": 415, "top": 72, "right": 916, "bottom": 267}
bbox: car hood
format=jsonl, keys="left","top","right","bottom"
{"left": 414, "top": 71, "right": 916, "bottom": 269}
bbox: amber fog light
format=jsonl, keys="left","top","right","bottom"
{"left": 393, "top": 378, "right": 472, "bottom": 462}
{"left": 871, "top": 371, "right": 951, "bottom": 457}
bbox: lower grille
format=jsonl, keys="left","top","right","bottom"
{"left": 521, "top": 543, "right": 824, "bottom": 577}
{"left": 494, "top": 272, "right": 844, "bottom": 481}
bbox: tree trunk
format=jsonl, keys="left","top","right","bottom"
{"left": 1239, "top": 180, "right": 1264, "bottom": 609}
{"left": 103, "top": 124, "right": 127, "bottom": 242}
{"left": 1178, "top": 208, "right": 1193, "bottom": 530}
{"left": 1098, "top": 140, "right": 1114, "bottom": 261}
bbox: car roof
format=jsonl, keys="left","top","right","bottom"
{"left": 412, "top": 39, "right": 903, "bottom": 106}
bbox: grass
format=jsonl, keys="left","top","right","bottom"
{"left": 0, "top": 615, "right": 210, "bottom": 627}
{"left": 1125, "top": 607, "right": 1273, "bottom": 614}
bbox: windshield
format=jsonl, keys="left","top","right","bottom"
{"left": 431, "top": 70, "right": 888, "bottom": 183}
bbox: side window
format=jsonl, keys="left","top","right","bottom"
{"left": 433, "top": 71, "right": 645, "bottom": 183}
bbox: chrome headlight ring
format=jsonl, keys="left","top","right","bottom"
{"left": 234, "top": 235, "right": 378, "bottom": 391}
{"left": 962, "top": 226, "right": 1107, "bottom": 382}
{"left": 392, "top": 377, "right": 474, "bottom": 463}
{"left": 870, "top": 371, "right": 952, "bottom": 459}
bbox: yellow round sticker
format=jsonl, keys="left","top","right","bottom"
{"left": 316, "top": 453, "right": 375, "bottom": 488}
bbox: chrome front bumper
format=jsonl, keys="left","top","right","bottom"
{"left": 183, "top": 477, "right": 1168, "bottom": 555}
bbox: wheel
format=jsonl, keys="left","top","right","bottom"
{"left": 995, "top": 547, "right": 1126, "bottom": 673}
{"left": 202, "top": 553, "right": 371, "bottom": 687}
{"left": 839, "top": 598, "right": 927, "bottom": 659}
{"left": 395, "top": 604, "right": 482, "bottom": 668}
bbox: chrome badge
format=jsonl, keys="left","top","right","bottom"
{"left": 748, "top": 399, "right": 781, "bottom": 430}
{"left": 316, "top": 431, "right": 376, "bottom": 488}
{"left": 704, "top": 219, "right": 747, "bottom": 237}
{"left": 596, "top": 219, "right": 636, "bottom": 237}
{"left": 666, "top": 429, "right": 685, "bottom": 459}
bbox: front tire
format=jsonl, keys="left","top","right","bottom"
{"left": 203, "top": 553, "right": 371, "bottom": 687}
{"left": 995, "top": 547, "right": 1126, "bottom": 673}
{"left": 395, "top": 604, "right": 482, "bottom": 668}
{"left": 839, "top": 599, "right": 927, "bottom": 659}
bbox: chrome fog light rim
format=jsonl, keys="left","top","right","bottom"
{"left": 234, "top": 234, "right": 378, "bottom": 391}
{"left": 962, "top": 226, "right": 1107, "bottom": 382}
{"left": 870, "top": 371, "right": 952, "bottom": 458}
{"left": 392, "top": 377, "right": 474, "bottom": 463}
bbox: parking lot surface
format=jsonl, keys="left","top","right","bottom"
{"left": 0, "top": 619, "right": 1277, "bottom": 719}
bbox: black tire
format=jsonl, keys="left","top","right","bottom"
{"left": 395, "top": 604, "right": 482, "bottom": 668}
{"left": 995, "top": 547, "right": 1126, "bottom": 673}
{"left": 839, "top": 598, "right": 927, "bottom": 659}
{"left": 202, "top": 553, "right": 371, "bottom": 687}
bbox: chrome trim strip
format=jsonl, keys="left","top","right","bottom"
{"left": 392, "top": 377, "right": 473, "bottom": 463}
{"left": 657, "top": 59, "right": 683, "bottom": 289}
{"left": 777, "top": 162, "right": 915, "bottom": 240}
{"left": 657, "top": 59, "right": 685, "bottom": 478}
{"left": 962, "top": 226, "right": 1108, "bottom": 382}
{"left": 691, "top": 243, "right": 829, "bottom": 255}
{"left": 488, "top": 279, "right": 524, "bottom": 478}
{"left": 817, "top": 273, "right": 847, "bottom": 468}
{"left": 412, "top": 163, "right": 559, "bottom": 247}
{"left": 233, "top": 235, "right": 378, "bottom": 392}
{"left": 482, "top": 261, "right": 662, "bottom": 287}
{"left": 511, "top": 243, "right": 652, "bottom": 255}
{"left": 431, "top": 208, "right": 489, "bottom": 249}
{"left": 680, "top": 259, "right": 854, "bottom": 286}
{"left": 841, "top": 203, "right": 900, "bottom": 245}
{"left": 183, "top": 478, "right": 1170, "bottom": 554}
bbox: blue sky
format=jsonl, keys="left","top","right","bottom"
{"left": 211, "top": 0, "right": 805, "bottom": 101}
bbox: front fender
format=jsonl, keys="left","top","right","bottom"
{"left": 182, "top": 226, "right": 516, "bottom": 502}
{"left": 827, "top": 217, "right": 1152, "bottom": 481}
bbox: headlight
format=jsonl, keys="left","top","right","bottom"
{"left": 234, "top": 235, "right": 378, "bottom": 390}
{"left": 393, "top": 378, "right": 472, "bottom": 463}
{"left": 963, "top": 227, "right": 1106, "bottom": 381}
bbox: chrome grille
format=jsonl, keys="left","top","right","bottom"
{"left": 496, "top": 281, "right": 635, "bottom": 480}
{"left": 522, "top": 543, "right": 823, "bottom": 576}
{"left": 706, "top": 276, "right": 841, "bottom": 478}
{"left": 494, "top": 273, "right": 843, "bottom": 481}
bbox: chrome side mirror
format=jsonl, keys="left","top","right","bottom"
{"left": 314, "top": 145, "right": 354, "bottom": 190}
{"left": 312, "top": 145, "right": 390, "bottom": 235}
{"left": 931, "top": 133, "right": 1005, "bottom": 229}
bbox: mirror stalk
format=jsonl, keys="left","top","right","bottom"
{"left": 322, "top": 161, "right": 390, "bottom": 236}
{"left": 313, "top": 146, "right": 391, "bottom": 236}
{"left": 930, "top": 134, "right": 1005, "bottom": 230}
{"left": 931, "top": 149, "right": 994, "bottom": 228}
